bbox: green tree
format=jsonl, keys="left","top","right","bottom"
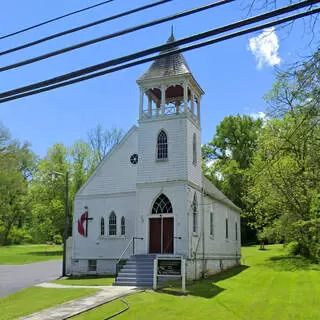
{"left": 202, "top": 115, "right": 263, "bottom": 244}
{"left": 0, "top": 124, "right": 35, "bottom": 244}
{"left": 29, "top": 143, "right": 69, "bottom": 243}
{"left": 70, "top": 140, "right": 94, "bottom": 193}
{"left": 245, "top": 50, "right": 320, "bottom": 260}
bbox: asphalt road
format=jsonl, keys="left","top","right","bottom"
{"left": 0, "top": 259, "right": 62, "bottom": 298}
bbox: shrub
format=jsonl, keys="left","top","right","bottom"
{"left": 53, "top": 234, "right": 63, "bottom": 245}
{"left": 286, "top": 241, "right": 300, "bottom": 256}
{"left": 7, "top": 228, "right": 33, "bottom": 245}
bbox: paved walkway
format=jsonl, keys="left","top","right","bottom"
{"left": 19, "top": 283, "right": 137, "bottom": 320}
{"left": 0, "top": 260, "right": 62, "bottom": 298}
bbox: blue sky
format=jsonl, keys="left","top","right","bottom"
{"left": 0, "top": 0, "right": 318, "bottom": 157}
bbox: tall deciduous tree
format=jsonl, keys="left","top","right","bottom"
{"left": 202, "top": 115, "right": 263, "bottom": 244}
{"left": 0, "top": 123, "right": 35, "bottom": 244}
{"left": 87, "top": 124, "right": 123, "bottom": 165}
{"left": 29, "top": 143, "right": 69, "bottom": 243}
{"left": 245, "top": 50, "right": 320, "bottom": 260}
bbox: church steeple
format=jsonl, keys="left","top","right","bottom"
{"left": 137, "top": 31, "right": 204, "bottom": 122}
{"left": 138, "top": 31, "right": 191, "bottom": 80}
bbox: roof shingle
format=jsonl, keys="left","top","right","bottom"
{"left": 138, "top": 33, "right": 191, "bottom": 81}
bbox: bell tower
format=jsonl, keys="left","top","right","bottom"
{"left": 136, "top": 31, "right": 204, "bottom": 186}
{"left": 134, "top": 32, "right": 204, "bottom": 256}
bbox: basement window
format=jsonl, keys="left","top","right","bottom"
{"left": 88, "top": 259, "right": 97, "bottom": 272}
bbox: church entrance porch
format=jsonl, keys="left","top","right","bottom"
{"left": 149, "top": 216, "right": 173, "bottom": 254}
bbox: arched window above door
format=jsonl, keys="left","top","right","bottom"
{"left": 152, "top": 194, "right": 173, "bottom": 214}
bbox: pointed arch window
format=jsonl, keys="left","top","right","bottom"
{"left": 100, "top": 217, "right": 105, "bottom": 236}
{"left": 152, "top": 194, "right": 172, "bottom": 214}
{"left": 109, "top": 211, "right": 117, "bottom": 236}
{"left": 192, "top": 193, "right": 198, "bottom": 233}
{"left": 157, "top": 130, "right": 168, "bottom": 160}
{"left": 193, "top": 133, "right": 197, "bottom": 165}
{"left": 121, "top": 216, "right": 126, "bottom": 236}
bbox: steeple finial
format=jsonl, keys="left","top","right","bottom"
{"left": 167, "top": 25, "right": 175, "bottom": 43}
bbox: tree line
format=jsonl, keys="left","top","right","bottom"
{"left": 0, "top": 123, "right": 123, "bottom": 245}
{"left": 203, "top": 49, "right": 320, "bottom": 261}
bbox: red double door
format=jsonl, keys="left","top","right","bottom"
{"left": 149, "top": 217, "right": 174, "bottom": 254}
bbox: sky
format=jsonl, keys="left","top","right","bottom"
{"left": 0, "top": 0, "right": 318, "bottom": 157}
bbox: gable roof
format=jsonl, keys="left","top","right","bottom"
{"left": 75, "top": 125, "right": 138, "bottom": 198}
{"left": 138, "top": 33, "right": 192, "bottom": 81}
{"left": 202, "top": 176, "right": 241, "bottom": 213}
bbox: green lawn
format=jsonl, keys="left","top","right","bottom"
{"left": 0, "top": 244, "right": 62, "bottom": 264}
{"left": 73, "top": 245, "right": 320, "bottom": 320}
{"left": 0, "top": 287, "right": 98, "bottom": 320}
{"left": 52, "top": 275, "right": 115, "bottom": 286}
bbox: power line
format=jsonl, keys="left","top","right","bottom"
{"left": 0, "top": 0, "right": 318, "bottom": 100}
{"left": 0, "top": 0, "right": 173, "bottom": 56}
{"left": 0, "top": 0, "right": 234, "bottom": 72}
{"left": 0, "top": 0, "right": 115, "bottom": 40}
{"left": 1, "top": 5, "right": 319, "bottom": 104}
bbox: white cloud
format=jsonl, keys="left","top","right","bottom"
{"left": 250, "top": 111, "right": 267, "bottom": 120}
{"left": 248, "top": 27, "right": 281, "bottom": 69}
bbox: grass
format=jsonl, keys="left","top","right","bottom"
{"left": 52, "top": 275, "right": 115, "bottom": 286}
{"left": 0, "top": 244, "right": 62, "bottom": 264}
{"left": 0, "top": 287, "right": 98, "bottom": 320}
{"left": 73, "top": 245, "right": 320, "bottom": 320}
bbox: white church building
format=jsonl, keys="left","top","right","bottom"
{"left": 68, "top": 33, "right": 241, "bottom": 284}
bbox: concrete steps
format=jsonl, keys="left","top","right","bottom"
{"left": 114, "top": 255, "right": 155, "bottom": 287}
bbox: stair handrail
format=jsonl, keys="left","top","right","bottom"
{"left": 116, "top": 236, "right": 144, "bottom": 277}
{"left": 116, "top": 238, "right": 133, "bottom": 278}
{"left": 163, "top": 235, "right": 181, "bottom": 254}
{"left": 117, "top": 237, "right": 134, "bottom": 265}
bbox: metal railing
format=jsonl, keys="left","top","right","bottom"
{"left": 163, "top": 235, "right": 181, "bottom": 254}
{"left": 141, "top": 105, "right": 188, "bottom": 119}
{"left": 115, "top": 236, "right": 144, "bottom": 277}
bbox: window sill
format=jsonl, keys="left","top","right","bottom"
{"left": 156, "top": 158, "right": 168, "bottom": 162}
{"left": 99, "top": 236, "right": 126, "bottom": 240}
{"left": 210, "top": 235, "right": 215, "bottom": 240}
{"left": 192, "top": 232, "right": 198, "bottom": 237}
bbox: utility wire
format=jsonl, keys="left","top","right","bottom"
{"left": 0, "top": 0, "right": 233, "bottom": 71}
{"left": 0, "top": 0, "right": 115, "bottom": 40}
{"left": 1, "top": 6, "right": 319, "bottom": 104}
{"left": 0, "top": 0, "right": 173, "bottom": 56}
{"left": 0, "top": 0, "right": 318, "bottom": 100}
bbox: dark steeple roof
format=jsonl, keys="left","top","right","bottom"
{"left": 138, "top": 32, "right": 192, "bottom": 81}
